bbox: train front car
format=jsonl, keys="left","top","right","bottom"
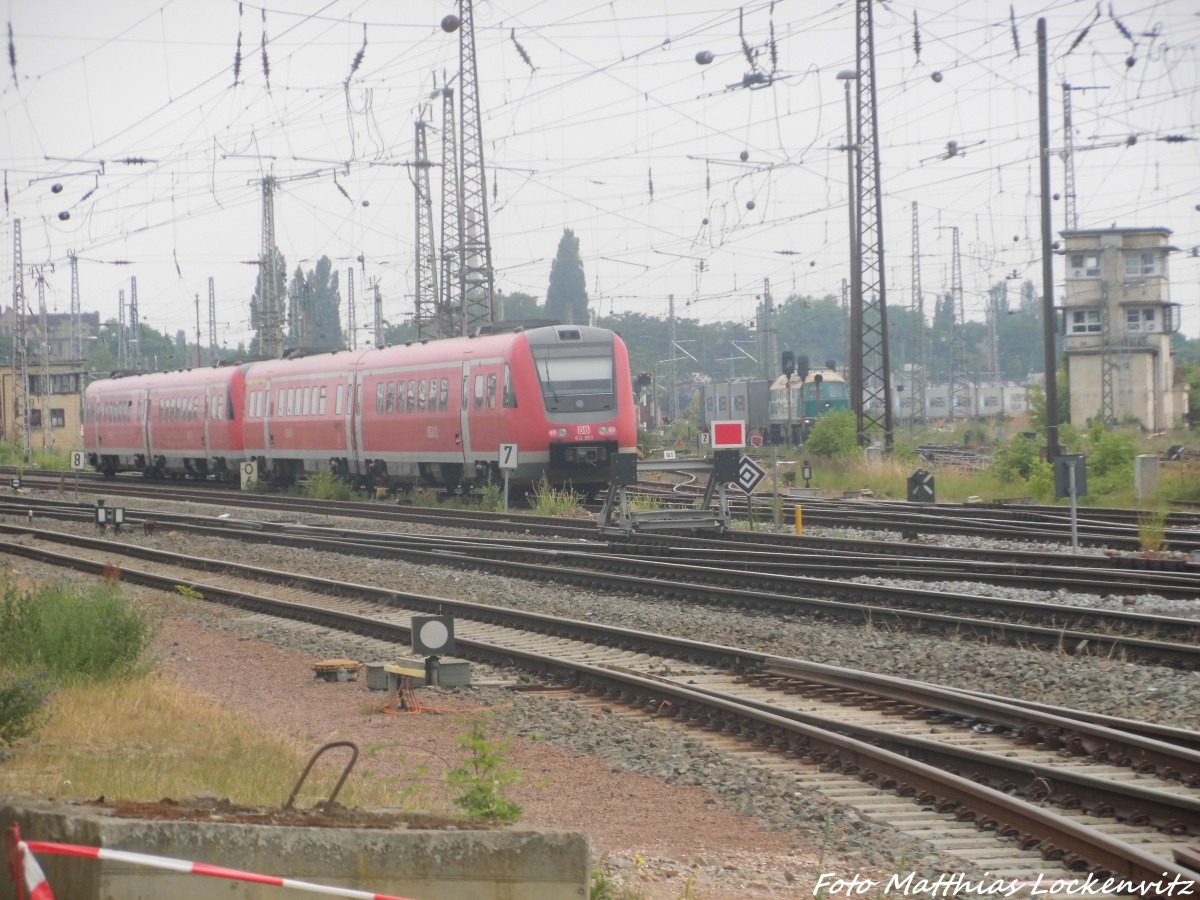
{"left": 512, "top": 324, "right": 637, "bottom": 495}
{"left": 768, "top": 367, "right": 851, "bottom": 444}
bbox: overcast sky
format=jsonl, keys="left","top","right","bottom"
{"left": 3, "top": 0, "right": 1198, "bottom": 355}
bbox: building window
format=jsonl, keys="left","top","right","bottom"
{"left": 50, "top": 409, "right": 65, "bottom": 428}
{"left": 1070, "top": 309, "right": 1102, "bottom": 334}
{"left": 1126, "top": 308, "right": 1156, "bottom": 332}
{"left": 1068, "top": 253, "right": 1100, "bottom": 278}
{"left": 1124, "top": 251, "right": 1158, "bottom": 278}
{"left": 29, "top": 409, "right": 42, "bottom": 428}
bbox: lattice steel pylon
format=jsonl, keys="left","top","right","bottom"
{"left": 412, "top": 118, "right": 441, "bottom": 341}
{"left": 10, "top": 219, "right": 30, "bottom": 457}
{"left": 129, "top": 277, "right": 142, "bottom": 371}
{"left": 1099, "top": 283, "right": 1117, "bottom": 426}
{"left": 1061, "top": 84, "right": 1079, "bottom": 234}
{"left": 117, "top": 289, "right": 127, "bottom": 369}
{"left": 438, "top": 83, "right": 464, "bottom": 338}
{"left": 346, "top": 267, "right": 356, "bottom": 350}
{"left": 258, "top": 175, "right": 285, "bottom": 358}
{"left": 69, "top": 251, "right": 83, "bottom": 361}
{"left": 909, "top": 202, "right": 926, "bottom": 429}
{"left": 852, "top": 0, "right": 894, "bottom": 448}
{"left": 208, "top": 277, "right": 217, "bottom": 357}
{"left": 457, "top": 0, "right": 495, "bottom": 334}
{"left": 943, "top": 226, "right": 969, "bottom": 419}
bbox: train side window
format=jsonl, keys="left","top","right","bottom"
{"left": 407, "top": 381, "right": 416, "bottom": 413}
{"left": 440, "top": 377, "right": 449, "bottom": 412}
{"left": 473, "top": 373, "right": 484, "bottom": 410}
{"left": 503, "top": 365, "right": 516, "bottom": 408}
{"left": 288, "top": 389, "right": 297, "bottom": 417}
{"left": 418, "top": 379, "right": 426, "bottom": 412}
{"left": 486, "top": 373, "right": 497, "bottom": 409}
{"left": 299, "top": 387, "right": 308, "bottom": 417}
{"left": 227, "top": 392, "right": 234, "bottom": 420}
{"left": 428, "top": 378, "right": 439, "bottom": 411}
{"left": 462, "top": 375, "right": 468, "bottom": 409}
{"left": 376, "top": 382, "right": 384, "bottom": 413}
{"left": 335, "top": 384, "right": 344, "bottom": 416}
{"left": 318, "top": 386, "right": 327, "bottom": 416}
{"left": 385, "top": 382, "right": 394, "bottom": 414}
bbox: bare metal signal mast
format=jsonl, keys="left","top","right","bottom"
{"left": 412, "top": 118, "right": 441, "bottom": 341}
{"left": 851, "top": 0, "right": 894, "bottom": 449}
{"left": 444, "top": 2, "right": 495, "bottom": 335}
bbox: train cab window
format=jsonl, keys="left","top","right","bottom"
{"left": 335, "top": 384, "right": 344, "bottom": 416}
{"left": 503, "top": 365, "right": 517, "bottom": 409}
{"left": 418, "top": 379, "right": 427, "bottom": 412}
{"left": 473, "top": 374, "right": 485, "bottom": 410}
{"left": 318, "top": 386, "right": 327, "bottom": 416}
{"left": 407, "top": 381, "right": 416, "bottom": 413}
{"left": 440, "top": 378, "right": 450, "bottom": 412}
{"left": 486, "top": 373, "right": 498, "bottom": 409}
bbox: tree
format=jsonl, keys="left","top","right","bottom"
{"left": 287, "top": 256, "right": 343, "bottom": 350}
{"left": 496, "top": 290, "right": 543, "bottom": 322}
{"left": 545, "top": 229, "right": 588, "bottom": 325}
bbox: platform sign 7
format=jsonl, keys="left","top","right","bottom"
{"left": 499, "top": 443, "right": 518, "bottom": 470}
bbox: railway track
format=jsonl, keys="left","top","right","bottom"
{"left": 2, "top": 525, "right": 1197, "bottom": 894}
{"left": 2, "top": 497, "right": 1198, "bottom": 668}
{"left": 16, "top": 469, "right": 1200, "bottom": 555}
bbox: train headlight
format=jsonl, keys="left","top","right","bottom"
{"left": 598, "top": 425, "right": 617, "bottom": 436}
{"left": 548, "top": 427, "right": 569, "bottom": 438}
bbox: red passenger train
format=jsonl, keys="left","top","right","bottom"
{"left": 83, "top": 324, "right": 637, "bottom": 495}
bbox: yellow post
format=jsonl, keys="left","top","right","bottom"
{"left": 794, "top": 505, "right": 803, "bottom": 535}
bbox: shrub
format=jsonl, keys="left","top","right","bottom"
{"left": 803, "top": 410, "right": 860, "bottom": 459}
{"left": 0, "top": 579, "right": 152, "bottom": 681}
{"left": 0, "top": 672, "right": 52, "bottom": 755}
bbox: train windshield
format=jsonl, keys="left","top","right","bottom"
{"left": 535, "top": 355, "right": 614, "bottom": 396}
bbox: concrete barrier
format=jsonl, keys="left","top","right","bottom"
{"left": 2, "top": 800, "right": 589, "bottom": 899}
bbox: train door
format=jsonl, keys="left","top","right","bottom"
{"left": 458, "top": 361, "right": 472, "bottom": 463}
{"left": 346, "top": 370, "right": 362, "bottom": 477}
{"left": 262, "top": 378, "right": 273, "bottom": 465}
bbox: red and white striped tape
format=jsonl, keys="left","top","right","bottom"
{"left": 12, "top": 839, "right": 55, "bottom": 900}
{"left": 19, "top": 838, "right": 419, "bottom": 900}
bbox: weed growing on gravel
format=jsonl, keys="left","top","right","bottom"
{"left": 446, "top": 719, "right": 523, "bottom": 823}
{"left": 529, "top": 477, "right": 580, "bottom": 516}
{"left": 303, "top": 471, "right": 356, "bottom": 501}
{"left": 1138, "top": 508, "right": 1168, "bottom": 553}
{"left": 479, "top": 482, "right": 504, "bottom": 511}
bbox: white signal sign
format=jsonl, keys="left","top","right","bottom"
{"left": 499, "top": 443, "right": 518, "bottom": 470}
{"left": 736, "top": 455, "right": 766, "bottom": 495}
{"left": 71, "top": 451, "right": 86, "bottom": 470}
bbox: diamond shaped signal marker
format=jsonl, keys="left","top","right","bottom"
{"left": 737, "top": 455, "right": 766, "bottom": 495}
